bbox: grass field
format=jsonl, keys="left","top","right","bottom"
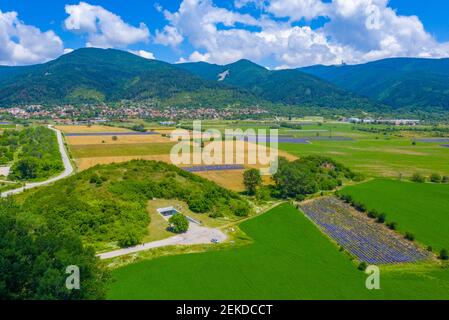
{"left": 280, "top": 138, "right": 449, "bottom": 177}
{"left": 70, "top": 143, "right": 175, "bottom": 158}
{"left": 108, "top": 203, "right": 449, "bottom": 300}
{"left": 340, "top": 179, "right": 449, "bottom": 252}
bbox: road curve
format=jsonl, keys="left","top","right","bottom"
{"left": 1, "top": 125, "right": 74, "bottom": 198}
{"left": 98, "top": 223, "right": 227, "bottom": 260}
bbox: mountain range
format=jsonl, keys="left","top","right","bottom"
{"left": 301, "top": 58, "right": 449, "bottom": 110}
{"left": 0, "top": 48, "right": 448, "bottom": 113}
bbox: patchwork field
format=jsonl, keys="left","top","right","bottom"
{"left": 108, "top": 204, "right": 449, "bottom": 300}
{"left": 62, "top": 125, "right": 296, "bottom": 191}
{"left": 340, "top": 179, "right": 449, "bottom": 252}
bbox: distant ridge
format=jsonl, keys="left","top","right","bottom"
{"left": 300, "top": 58, "right": 449, "bottom": 109}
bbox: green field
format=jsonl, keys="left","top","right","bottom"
{"left": 341, "top": 179, "right": 449, "bottom": 252}
{"left": 277, "top": 122, "right": 449, "bottom": 179}
{"left": 108, "top": 203, "right": 449, "bottom": 300}
{"left": 70, "top": 143, "right": 175, "bottom": 158}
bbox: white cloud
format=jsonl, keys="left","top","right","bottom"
{"left": 159, "top": 0, "right": 449, "bottom": 68}
{"left": 154, "top": 25, "right": 184, "bottom": 47}
{"left": 129, "top": 49, "right": 155, "bottom": 60}
{"left": 177, "top": 50, "right": 211, "bottom": 63}
{"left": 64, "top": 2, "right": 150, "bottom": 49}
{"left": 267, "top": 0, "right": 329, "bottom": 20}
{"left": 0, "top": 10, "right": 65, "bottom": 66}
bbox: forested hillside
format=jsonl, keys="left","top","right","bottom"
{"left": 301, "top": 58, "right": 449, "bottom": 110}
{"left": 0, "top": 48, "right": 259, "bottom": 107}
{"left": 178, "top": 59, "right": 380, "bottom": 110}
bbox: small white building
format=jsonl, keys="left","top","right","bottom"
{"left": 157, "top": 206, "right": 180, "bottom": 217}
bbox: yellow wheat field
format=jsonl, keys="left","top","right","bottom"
{"left": 56, "top": 125, "right": 132, "bottom": 133}
{"left": 66, "top": 134, "right": 171, "bottom": 145}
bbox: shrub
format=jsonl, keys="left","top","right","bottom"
{"left": 411, "top": 173, "right": 426, "bottom": 183}
{"left": 443, "top": 176, "right": 449, "bottom": 183}
{"left": 117, "top": 229, "right": 140, "bottom": 248}
{"left": 427, "top": 246, "right": 433, "bottom": 252}
{"left": 439, "top": 249, "right": 449, "bottom": 260}
{"left": 386, "top": 222, "right": 397, "bottom": 230}
{"left": 358, "top": 262, "right": 368, "bottom": 271}
{"left": 405, "top": 232, "right": 415, "bottom": 241}
{"left": 229, "top": 199, "right": 250, "bottom": 217}
{"left": 430, "top": 173, "right": 442, "bottom": 183}
{"left": 112, "top": 136, "right": 118, "bottom": 141}
{"left": 169, "top": 214, "right": 189, "bottom": 234}
{"left": 376, "top": 213, "right": 386, "bottom": 224}
{"left": 353, "top": 202, "right": 366, "bottom": 212}
{"left": 89, "top": 173, "right": 103, "bottom": 186}
{"left": 367, "top": 210, "right": 378, "bottom": 219}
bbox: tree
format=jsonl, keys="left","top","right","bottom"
{"left": 169, "top": 214, "right": 189, "bottom": 234}
{"left": 430, "top": 173, "right": 442, "bottom": 183}
{"left": 411, "top": 173, "right": 426, "bottom": 183}
{"left": 111, "top": 136, "right": 118, "bottom": 141}
{"left": 243, "top": 169, "right": 262, "bottom": 195}
{"left": 376, "top": 213, "right": 386, "bottom": 224}
{"left": 439, "top": 249, "right": 449, "bottom": 260}
{"left": 117, "top": 229, "right": 140, "bottom": 248}
{"left": 0, "top": 199, "right": 109, "bottom": 300}
{"left": 405, "top": 232, "right": 415, "bottom": 241}
{"left": 10, "top": 157, "right": 39, "bottom": 180}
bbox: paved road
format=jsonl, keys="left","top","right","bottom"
{"left": 1, "top": 126, "right": 74, "bottom": 197}
{"left": 98, "top": 224, "right": 227, "bottom": 260}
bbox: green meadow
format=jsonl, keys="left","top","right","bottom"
{"left": 108, "top": 204, "right": 449, "bottom": 300}
{"left": 341, "top": 179, "right": 449, "bottom": 252}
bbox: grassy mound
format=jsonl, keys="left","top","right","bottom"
{"left": 18, "top": 160, "right": 250, "bottom": 250}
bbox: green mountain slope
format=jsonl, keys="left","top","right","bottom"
{"left": 178, "top": 59, "right": 380, "bottom": 110}
{"left": 300, "top": 58, "right": 449, "bottom": 110}
{"left": 0, "top": 48, "right": 259, "bottom": 107}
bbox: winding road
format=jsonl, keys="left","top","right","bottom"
{"left": 1, "top": 125, "right": 74, "bottom": 198}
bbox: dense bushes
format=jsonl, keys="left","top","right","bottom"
{"left": 7, "top": 127, "right": 63, "bottom": 181}
{"left": 410, "top": 172, "right": 449, "bottom": 184}
{"left": 0, "top": 199, "right": 108, "bottom": 300}
{"left": 273, "top": 156, "right": 361, "bottom": 200}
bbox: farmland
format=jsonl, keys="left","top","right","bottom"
{"left": 340, "top": 179, "right": 449, "bottom": 252}
{"left": 278, "top": 123, "right": 449, "bottom": 178}
{"left": 300, "top": 197, "right": 430, "bottom": 264}
{"left": 60, "top": 124, "right": 294, "bottom": 190}
{"left": 108, "top": 203, "right": 449, "bottom": 300}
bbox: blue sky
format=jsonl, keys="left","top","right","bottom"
{"left": 1, "top": 0, "right": 448, "bottom": 68}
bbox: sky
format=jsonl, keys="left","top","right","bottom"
{"left": 1, "top": 0, "right": 449, "bottom": 68}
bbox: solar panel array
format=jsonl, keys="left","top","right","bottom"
{"left": 300, "top": 197, "right": 430, "bottom": 264}
{"left": 183, "top": 165, "right": 245, "bottom": 172}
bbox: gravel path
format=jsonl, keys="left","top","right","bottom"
{"left": 1, "top": 126, "right": 74, "bottom": 197}
{"left": 98, "top": 224, "right": 227, "bottom": 260}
